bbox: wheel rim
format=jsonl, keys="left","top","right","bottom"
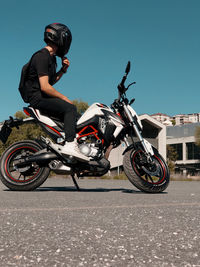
{"left": 131, "top": 150, "right": 166, "bottom": 185}
{"left": 4, "top": 146, "right": 42, "bottom": 185}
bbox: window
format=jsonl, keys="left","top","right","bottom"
{"left": 169, "top": 144, "right": 183, "bottom": 160}
{"left": 186, "top": 142, "right": 200, "bottom": 160}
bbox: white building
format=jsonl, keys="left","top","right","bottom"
{"left": 151, "top": 112, "right": 200, "bottom": 126}
{"left": 174, "top": 114, "right": 190, "bottom": 125}
{"left": 109, "top": 114, "right": 166, "bottom": 174}
{"left": 174, "top": 113, "right": 200, "bottom": 125}
{"left": 109, "top": 113, "right": 200, "bottom": 176}
{"left": 151, "top": 113, "right": 172, "bottom": 126}
{"left": 188, "top": 113, "right": 200, "bottom": 123}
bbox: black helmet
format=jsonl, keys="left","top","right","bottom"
{"left": 44, "top": 23, "right": 72, "bottom": 58}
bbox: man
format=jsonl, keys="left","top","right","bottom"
{"left": 23, "top": 23, "right": 89, "bottom": 161}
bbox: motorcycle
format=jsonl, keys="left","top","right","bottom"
{"left": 0, "top": 62, "right": 170, "bottom": 192}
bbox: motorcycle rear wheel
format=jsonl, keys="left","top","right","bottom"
{"left": 0, "top": 140, "right": 50, "bottom": 191}
{"left": 123, "top": 148, "right": 170, "bottom": 193}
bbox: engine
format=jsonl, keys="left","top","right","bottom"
{"left": 79, "top": 143, "right": 100, "bottom": 158}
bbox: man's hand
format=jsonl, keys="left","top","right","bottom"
{"left": 62, "top": 57, "right": 70, "bottom": 72}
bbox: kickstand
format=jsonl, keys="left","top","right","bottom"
{"left": 71, "top": 174, "right": 80, "bottom": 191}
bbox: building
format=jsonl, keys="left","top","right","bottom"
{"left": 109, "top": 114, "right": 166, "bottom": 174}
{"left": 188, "top": 113, "right": 200, "bottom": 123}
{"left": 151, "top": 112, "right": 200, "bottom": 126}
{"left": 109, "top": 113, "right": 200, "bottom": 177}
{"left": 166, "top": 123, "right": 200, "bottom": 175}
{"left": 151, "top": 113, "right": 173, "bottom": 126}
{"left": 174, "top": 113, "right": 200, "bottom": 125}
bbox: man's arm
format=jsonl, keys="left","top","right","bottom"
{"left": 54, "top": 57, "right": 70, "bottom": 84}
{"left": 39, "top": 75, "right": 72, "bottom": 104}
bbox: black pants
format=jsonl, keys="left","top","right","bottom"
{"left": 31, "top": 97, "right": 77, "bottom": 142}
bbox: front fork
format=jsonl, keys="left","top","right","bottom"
{"left": 132, "top": 123, "right": 154, "bottom": 156}
{"left": 123, "top": 104, "right": 154, "bottom": 161}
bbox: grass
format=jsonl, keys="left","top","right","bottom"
{"left": 170, "top": 176, "right": 200, "bottom": 181}
{"left": 50, "top": 171, "right": 200, "bottom": 181}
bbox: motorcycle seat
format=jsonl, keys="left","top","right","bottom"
{"left": 25, "top": 106, "right": 64, "bottom": 129}
{"left": 25, "top": 106, "right": 80, "bottom": 130}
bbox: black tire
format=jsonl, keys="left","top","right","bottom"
{"left": 0, "top": 140, "right": 50, "bottom": 191}
{"left": 123, "top": 148, "right": 170, "bottom": 193}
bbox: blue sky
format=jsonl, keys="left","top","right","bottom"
{"left": 0, "top": 0, "right": 199, "bottom": 121}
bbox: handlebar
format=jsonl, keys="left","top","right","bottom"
{"left": 117, "top": 61, "right": 131, "bottom": 94}
{"left": 115, "top": 61, "right": 136, "bottom": 103}
{"left": 117, "top": 73, "right": 127, "bottom": 93}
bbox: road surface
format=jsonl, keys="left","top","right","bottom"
{"left": 0, "top": 177, "right": 200, "bottom": 266}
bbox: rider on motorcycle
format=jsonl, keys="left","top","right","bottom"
{"left": 21, "top": 23, "right": 89, "bottom": 161}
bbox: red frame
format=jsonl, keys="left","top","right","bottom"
{"left": 78, "top": 125, "right": 99, "bottom": 140}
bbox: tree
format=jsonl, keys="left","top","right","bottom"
{"left": 0, "top": 111, "right": 45, "bottom": 155}
{"left": 167, "top": 145, "right": 178, "bottom": 173}
{"left": 72, "top": 99, "right": 89, "bottom": 114}
{"left": 15, "top": 111, "right": 27, "bottom": 120}
{"left": 171, "top": 119, "right": 176, "bottom": 126}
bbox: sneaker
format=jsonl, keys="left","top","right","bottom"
{"left": 61, "top": 140, "right": 89, "bottom": 161}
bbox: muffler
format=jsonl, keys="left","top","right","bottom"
{"left": 27, "top": 152, "right": 57, "bottom": 163}
{"left": 16, "top": 151, "right": 57, "bottom": 168}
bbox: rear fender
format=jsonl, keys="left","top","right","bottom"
{"left": 0, "top": 116, "right": 35, "bottom": 144}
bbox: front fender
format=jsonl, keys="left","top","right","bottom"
{"left": 122, "top": 141, "right": 155, "bottom": 156}
{"left": 122, "top": 144, "right": 135, "bottom": 155}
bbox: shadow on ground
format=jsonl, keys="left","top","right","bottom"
{"left": 34, "top": 186, "right": 167, "bottom": 194}
{"left": 35, "top": 186, "right": 140, "bottom": 194}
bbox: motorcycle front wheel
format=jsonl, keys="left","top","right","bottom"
{"left": 0, "top": 140, "right": 50, "bottom": 191}
{"left": 123, "top": 148, "right": 170, "bottom": 193}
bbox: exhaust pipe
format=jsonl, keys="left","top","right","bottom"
{"left": 16, "top": 152, "right": 57, "bottom": 167}
{"left": 27, "top": 152, "right": 57, "bottom": 163}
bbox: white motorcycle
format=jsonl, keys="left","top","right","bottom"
{"left": 0, "top": 62, "right": 170, "bottom": 192}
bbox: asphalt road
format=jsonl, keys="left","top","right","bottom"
{"left": 0, "top": 177, "right": 200, "bottom": 267}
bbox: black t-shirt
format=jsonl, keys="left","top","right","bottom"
{"left": 26, "top": 48, "right": 57, "bottom": 105}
